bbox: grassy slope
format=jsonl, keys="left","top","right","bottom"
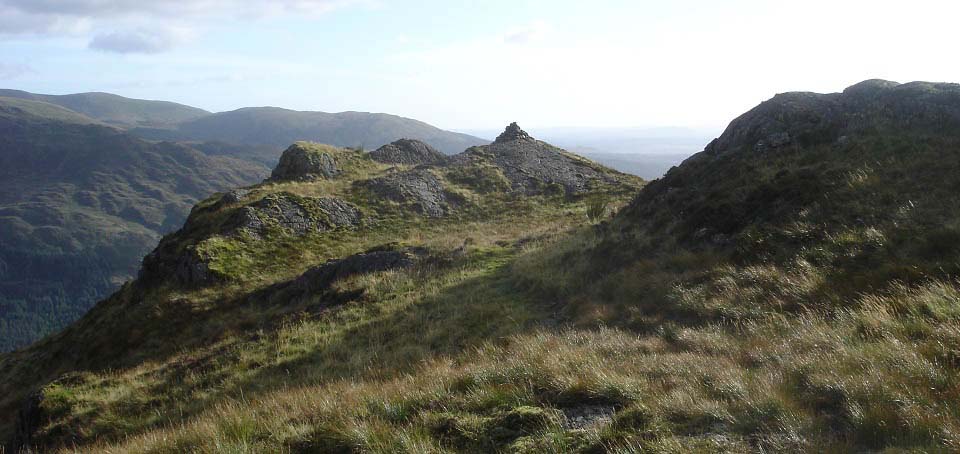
{"left": 7, "top": 82, "right": 960, "bottom": 452}
{"left": 0, "top": 142, "right": 641, "bottom": 452}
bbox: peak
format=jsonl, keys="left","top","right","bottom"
{"left": 494, "top": 122, "right": 534, "bottom": 143}
{"left": 842, "top": 79, "right": 901, "bottom": 97}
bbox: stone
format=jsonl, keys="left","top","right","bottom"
{"left": 290, "top": 248, "right": 422, "bottom": 295}
{"left": 270, "top": 143, "right": 339, "bottom": 182}
{"left": 494, "top": 122, "right": 534, "bottom": 143}
{"left": 225, "top": 193, "right": 361, "bottom": 238}
{"left": 365, "top": 169, "right": 451, "bottom": 217}
{"left": 369, "top": 139, "right": 447, "bottom": 165}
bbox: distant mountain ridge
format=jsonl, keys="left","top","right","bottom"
{"left": 0, "top": 89, "right": 488, "bottom": 157}
{"left": 0, "top": 90, "right": 209, "bottom": 128}
{"left": 130, "top": 106, "right": 488, "bottom": 156}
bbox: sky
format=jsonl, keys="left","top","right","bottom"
{"left": 1, "top": 0, "right": 959, "bottom": 132}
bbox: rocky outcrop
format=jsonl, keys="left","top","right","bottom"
{"left": 224, "top": 193, "right": 362, "bottom": 238}
{"left": 289, "top": 247, "right": 425, "bottom": 296}
{"left": 365, "top": 169, "right": 452, "bottom": 217}
{"left": 369, "top": 139, "right": 448, "bottom": 166}
{"left": 270, "top": 143, "right": 340, "bottom": 182}
{"left": 451, "top": 123, "right": 617, "bottom": 195}
{"left": 140, "top": 192, "right": 362, "bottom": 286}
{"left": 705, "top": 80, "right": 960, "bottom": 155}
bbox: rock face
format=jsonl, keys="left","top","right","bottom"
{"left": 452, "top": 123, "right": 616, "bottom": 195}
{"left": 140, "top": 192, "right": 362, "bottom": 286}
{"left": 365, "top": 169, "right": 452, "bottom": 217}
{"left": 369, "top": 139, "right": 448, "bottom": 166}
{"left": 270, "top": 143, "right": 340, "bottom": 182}
{"left": 225, "top": 193, "right": 362, "bottom": 238}
{"left": 705, "top": 80, "right": 960, "bottom": 155}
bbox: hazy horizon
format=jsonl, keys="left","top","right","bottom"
{"left": 3, "top": 0, "right": 959, "bottom": 132}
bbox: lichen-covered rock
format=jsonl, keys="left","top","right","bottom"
{"left": 450, "top": 123, "right": 617, "bottom": 195}
{"left": 225, "top": 192, "right": 361, "bottom": 238}
{"left": 270, "top": 143, "right": 340, "bottom": 182}
{"left": 365, "top": 168, "right": 451, "bottom": 217}
{"left": 369, "top": 139, "right": 448, "bottom": 165}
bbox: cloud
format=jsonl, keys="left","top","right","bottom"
{"left": 89, "top": 29, "right": 180, "bottom": 54}
{"left": 0, "top": 62, "right": 33, "bottom": 79}
{"left": 503, "top": 20, "right": 551, "bottom": 45}
{"left": 0, "top": 0, "right": 363, "bottom": 51}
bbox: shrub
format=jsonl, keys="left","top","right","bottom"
{"left": 586, "top": 196, "right": 610, "bottom": 223}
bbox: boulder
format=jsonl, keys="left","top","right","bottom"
{"left": 365, "top": 169, "right": 451, "bottom": 217}
{"left": 270, "top": 143, "right": 339, "bottom": 182}
{"left": 369, "top": 139, "right": 448, "bottom": 165}
{"left": 225, "top": 192, "right": 362, "bottom": 238}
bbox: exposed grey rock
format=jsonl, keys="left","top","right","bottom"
{"left": 495, "top": 121, "right": 534, "bottom": 143}
{"left": 140, "top": 192, "right": 362, "bottom": 286}
{"left": 450, "top": 123, "right": 617, "bottom": 195}
{"left": 562, "top": 405, "right": 616, "bottom": 430}
{"left": 220, "top": 188, "right": 250, "bottom": 205}
{"left": 290, "top": 248, "right": 424, "bottom": 295}
{"left": 270, "top": 143, "right": 339, "bottom": 182}
{"left": 369, "top": 139, "right": 448, "bottom": 165}
{"left": 225, "top": 193, "right": 362, "bottom": 238}
{"left": 705, "top": 79, "right": 960, "bottom": 155}
{"left": 210, "top": 188, "right": 250, "bottom": 210}
{"left": 173, "top": 248, "right": 212, "bottom": 285}
{"left": 365, "top": 168, "right": 451, "bottom": 217}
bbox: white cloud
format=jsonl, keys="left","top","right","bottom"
{"left": 503, "top": 20, "right": 551, "bottom": 45}
{"left": 0, "top": 0, "right": 364, "bottom": 52}
{"left": 89, "top": 29, "right": 183, "bottom": 54}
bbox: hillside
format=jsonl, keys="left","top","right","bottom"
{"left": 0, "top": 99, "right": 268, "bottom": 352}
{"left": 0, "top": 90, "right": 210, "bottom": 128}
{"left": 4, "top": 80, "right": 960, "bottom": 453}
{"left": 0, "top": 125, "right": 638, "bottom": 451}
{"left": 130, "top": 107, "right": 488, "bottom": 156}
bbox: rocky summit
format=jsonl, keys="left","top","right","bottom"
{"left": 452, "top": 123, "right": 621, "bottom": 195}
{"left": 494, "top": 121, "right": 535, "bottom": 143}
{"left": 369, "top": 138, "right": 448, "bottom": 165}
{"left": 705, "top": 79, "right": 960, "bottom": 155}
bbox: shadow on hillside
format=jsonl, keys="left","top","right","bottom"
{"left": 89, "top": 256, "right": 557, "bottom": 447}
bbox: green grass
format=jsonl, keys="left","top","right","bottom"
{"left": 9, "top": 130, "right": 960, "bottom": 453}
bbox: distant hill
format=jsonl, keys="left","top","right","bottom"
{"left": 130, "top": 107, "right": 488, "bottom": 156}
{"left": 0, "top": 89, "right": 209, "bottom": 128}
{"left": 0, "top": 97, "right": 104, "bottom": 126}
{"left": 0, "top": 98, "right": 267, "bottom": 352}
{"left": 0, "top": 89, "right": 489, "bottom": 159}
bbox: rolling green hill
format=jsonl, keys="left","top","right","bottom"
{"left": 0, "top": 98, "right": 268, "bottom": 352}
{"left": 0, "top": 90, "right": 210, "bottom": 128}
{"left": 4, "top": 81, "right": 960, "bottom": 453}
{"left": 130, "top": 106, "right": 488, "bottom": 156}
